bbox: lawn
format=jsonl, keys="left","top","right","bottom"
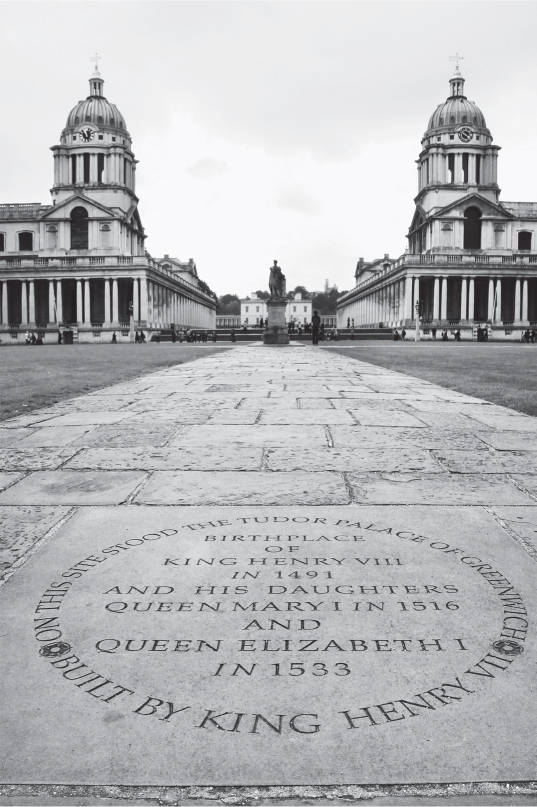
{"left": 0, "top": 343, "right": 233, "bottom": 421}
{"left": 325, "top": 341, "right": 537, "bottom": 416}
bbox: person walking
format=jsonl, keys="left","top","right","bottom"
{"left": 212, "top": 330, "right": 217, "bottom": 343}
{"left": 311, "top": 310, "right": 321, "bottom": 346}
{"left": 431, "top": 327, "right": 437, "bottom": 340}
{"left": 112, "top": 331, "right": 117, "bottom": 343}
{"left": 231, "top": 328, "right": 236, "bottom": 343}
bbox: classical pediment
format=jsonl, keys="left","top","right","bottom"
{"left": 429, "top": 193, "right": 515, "bottom": 221}
{"left": 41, "top": 194, "right": 120, "bottom": 220}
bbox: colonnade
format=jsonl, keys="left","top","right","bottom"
{"left": 338, "top": 274, "right": 535, "bottom": 328}
{"left": 0, "top": 276, "right": 215, "bottom": 330}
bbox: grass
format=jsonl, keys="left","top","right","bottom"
{"left": 325, "top": 341, "right": 537, "bottom": 417}
{"left": 0, "top": 343, "right": 233, "bottom": 421}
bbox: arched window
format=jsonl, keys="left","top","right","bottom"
{"left": 99, "top": 223, "right": 111, "bottom": 248}
{"left": 0, "top": 233, "right": 5, "bottom": 252}
{"left": 70, "top": 207, "right": 89, "bottom": 250}
{"left": 18, "top": 232, "right": 33, "bottom": 251}
{"left": 463, "top": 206, "right": 482, "bottom": 249}
{"left": 46, "top": 225, "right": 58, "bottom": 249}
{"left": 441, "top": 222, "right": 453, "bottom": 247}
{"left": 494, "top": 225, "right": 505, "bottom": 249}
{"left": 518, "top": 231, "right": 532, "bottom": 251}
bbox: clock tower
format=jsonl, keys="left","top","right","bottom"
{"left": 50, "top": 62, "right": 138, "bottom": 216}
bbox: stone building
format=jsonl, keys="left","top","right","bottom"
{"left": 241, "top": 292, "right": 312, "bottom": 327}
{"left": 0, "top": 65, "right": 216, "bottom": 343}
{"left": 338, "top": 64, "right": 537, "bottom": 338}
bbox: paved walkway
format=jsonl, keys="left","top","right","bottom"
{"left": 1, "top": 345, "right": 537, "bottom": 556}
{"left": 1, "top": 344, "right": 537, "bottom": 804}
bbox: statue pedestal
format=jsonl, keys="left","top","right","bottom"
{"left": 264, "top": 299, "right": 290, "bottom": 345}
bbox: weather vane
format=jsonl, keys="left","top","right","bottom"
{"left": 449, "top": 52, "right": 464, "bottom": 71}
{"left": 90, "top": 52, "right": 102, "bottom": 74}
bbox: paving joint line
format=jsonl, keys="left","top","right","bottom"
{"left": 483, "top": 506, "right": 537, "bottom": 563}
{"left": 0, "top": 505, "right": 78, "bottom": 588}
{"left": 323, "top": 425, "right": 334, "bottom": 447}
{"left": 123, "top": 471, "right": 152, "bottom": 505}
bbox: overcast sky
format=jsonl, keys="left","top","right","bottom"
{"left": 1, "top": 1, "right": 536, "bottom": 297}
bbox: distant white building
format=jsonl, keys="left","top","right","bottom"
{"left": 240, "top": 291, "right": 312, "bottom": 326}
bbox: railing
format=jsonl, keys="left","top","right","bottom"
{"left": 446, "top": 255, "right": 463, "bottom": 263}
{"left": 34, "top": 258, "right": 49, "bottom": 267}
{"left": 0, "top": 203, "right": 43, "bottom": 220}
{"left": 118, "top": 256, "right": 133, "bottom": 264}
{"left": 474, "top": 255, "right": 489, "bottom": 263}
{"left": 89, "top": 257, "right": 105, "bottom": 265}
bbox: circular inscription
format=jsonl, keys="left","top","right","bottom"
{"left": 33, "top": 514, "right": 530, "bottom": 735}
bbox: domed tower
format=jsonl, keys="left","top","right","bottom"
{"left": 50, "top": 63, "right": 139, "bottom": 214}
{"left": 417, "top": 65, "right": 500, "bottom": 211}
{"left": 408, "top": 64, "right": 502, "bottom": 254}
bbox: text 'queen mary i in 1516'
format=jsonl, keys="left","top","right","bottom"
{"left": 269, "top": 260, "right": 286, "bottom": 300}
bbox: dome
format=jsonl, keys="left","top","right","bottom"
{"left": 427, "top": 97, "right": 487, "bottom": 132}
{"left": 66, "top": 96, "right": 126, "bottom": 130}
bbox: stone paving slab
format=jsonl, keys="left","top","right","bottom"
{"left": 1, "top": 345, "right": 537, "bottom": 796}
{"left": 0, "top": 504, "right": 536, "bottom": 786}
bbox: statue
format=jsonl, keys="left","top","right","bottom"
{"left": 269, "top": 260, "right": 286, "bottom": 300}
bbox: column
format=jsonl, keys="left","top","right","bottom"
{"left": 515, "top": 278, "right": 521, "bottom": 323}
{"left": 495, "top": 278, "right": 502, "bottom": 323}
{"left": 468, "top": 277, "right": 475, "bottom": 320}
{"left": 1, "top": 281, "right": 8, "bottom": 325}
{"left": 460, "top": 277, "right": 468, "bottom": 321}
{"left": 48, "top": 280, "right": 55, "bottom": 325}
{"left": 413, "top": 277, "right": 420, "bottom": 320}
{"left": 112, "top": 278, "right": 119, "bottom": 324}
{"left": 522, "top": 279, "right": 528, "bottom": 322}
{"left": 140, "top": 279, "right": 148, "bottom": 323}
{"left": 21, "top": 281, "right": 28, "bottom": 325}
{"left": 76, "top": 279, "right": 83, "bottom": 323}
{"left": 440, "top": 276, "right": 448, "bottom": 321}
{"left": 403, "top": 277, "right": 412, "bottom": 321}
{"left": 104, "top": 279, "right": 111, "bottom": 324}
{"left": 28, "top": 280, "right": 36, "bottom": 325}
{"left": 84, "top": 279, "right": 90, "bottom": 323}
{"left": 487, "top": 278, "right": 495, "bottom": 320}
{"left": 133, "top": 278, "right": 139, "bottom": 323}
{"left": 433, "top": 277, "right": 440, "bottom": 320}
{"left": 56, "top": 280, "right": 63, "bottom": 324}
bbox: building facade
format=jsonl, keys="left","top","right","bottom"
{"left": 338, "top": 65, "right": 537, "bottom": 338}
{"left": 241, "top": 292, "right": 312, "bottom": 326}
{"left": 0, "top": 66, "right": 215, "bottom": 343}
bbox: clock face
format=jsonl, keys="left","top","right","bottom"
{"left": 458, "top": 127, "right": 473, "bottom": 143}
{"left": 80, "top": 127, "right": 95, "bottom": 142}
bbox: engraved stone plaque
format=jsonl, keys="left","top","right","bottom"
{"left": 0, "top": 505, "right": 535, "bottom": 785}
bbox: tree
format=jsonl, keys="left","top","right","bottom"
{"left": 217, "top": 294, "right": 240, "bottom": 315}
{"left": 198, "top": 279, "right": 217, "bottom": 300}
{"left": 311, "top": 287, "right": 348, "bottom": 314}
{"left": 255, "top": 290, "right": 270, "bottom": 300}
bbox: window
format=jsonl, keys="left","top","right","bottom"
{"left": 425, "top": 158, "right": 429, "bottom": 184}
{"left": 0, "top": 233, "right": 4, "bottom": 251}
{"left": 98, "top": 115, "right": 103, "bottom": 123}
{"left": 112, "top": 136, "right": 116, "bottom": 142}
{"left": 475, "top": 155, "right": 481, "bottom": 184}
{"left": 304, "top": 306, "right": 307, "bottom": 312}
{"left": 494, "top": 225, "right": 505, "bottom": 248}
{"left": 73, "top": 135, "right": 77, "bottom": 141}
{"left": 448, "top": 154, "right": 455, "bottom": 184}
{"left": 98, "top": 135, "right": 103, "bottom": 141}
{"left": 476, "top": 136, "right": 480, "bottom": 142}
{"left": 83, "top": 153, "right": 90, "bottom": 183}
{"left": 293, "top": 306, "right": 296, "bottom": 312}
{"left": 518, "top": 231, "right": 532, "bottom": 251}
{"left": 441, "top": 222, "right": 453, "bottom": 247}
{"left": 70, "top": 207, "right": 89, "bottom": 250}
{"left": 449, "top": 134, "right": 455, "bottom": 140}
{"left": 256, "top": 306, "right": 259, "bottom": 312}
{"left": 19, "top": 232, "right": 33, "bottom": 251}
{"left": 98, "top": 154, "right": 104, "bottom": 183}
{"left": 462, "top": 115, "right": 467, "bottom": 123}
{"left": 245, "top": 306, "right": 249, "bottom": 312}
{"left": 110, "top": 117, "right": 115, "bottom": 126}
{"left": 463, "top": 206, "right": 482, "bottom": 249}
{"left": 437, "top": 136, "right": 441, "bottom": 142}
{"left": 85, "top": 115, "right": 91, "bottom": 121}
{"left": 75, "top": 116, "right": 79, "bottom": 123}
{"left": 99, "top": 223, "right": 111, "bottom": 248}
{"left": 462, "top": 153, "right": 468, "bottom": 183}
{"left": 124, "top": 158, "right": 127, "bottom": 184}
{"left": 450, "top": 116, "right": 455, "bottom": 123}
{"left": 71, "top": 155, "right": 77, "bottom": 183}
{"left": 46, "top": 225, "right": 58, "bottom": 249}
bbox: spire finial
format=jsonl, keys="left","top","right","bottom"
{"left": 90, "top": 52, "right": 102, "bottom": 77}
{"left": 449, "top": 52, "right": 464, "bottom": 75}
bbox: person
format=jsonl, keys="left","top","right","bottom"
{"left": 454, "top": 329, "right": 461, "bottom": 342}
{"left": 231, "top": 328, "right": 236, "bottom": 343}
{"left": 401, "top": 328, "right": 406, "bottom": 340}
{"left": 431, "top": 327, "right": 437, "bottom": 340}
{"left": 524, "top": 329, "right": 531, "bottom": 343}
{"left": 171, "top": 330, "right": 176, "bottom": 343}
{"left": 298, "top": 324, "right": 302, "bottom": 337}
{"left": 112, "top": 331, "right": 117, "bottom": 343}
{"left": 58, "top": 331, "right": 62, "bottom": 344}
{"left": 320, "top": 322, "right": 325, "bottom": 341}
{"left": 442, "top": 329, "right": 448, "bottom": 341}
{"left": 393, "top": 329, "right": 399, "bottom": 341}
{"left": 532, "top": 329, "right": 537, "bottom": 343}
{"left": 212, "top": 330, "right": 217, "bottom": 343}
{"left": 25, "top": 331, "right": 31, "bottom": 345}
{"left": 350, "top": 327, "right": 355, "bottom": 341}
{"left": 347, "top": 317, "right": 350, "bottom": 328}
{"left": 241, "top": 325, "right": 247, "bottom": 333}
{"left": 352, "top": 318, "right": 355, "bottom": 328}
{"left": 36, "top": 334, "right": 43, "bottom": 345}
{"left": 155, "top": 331, "right": 160, "bottom": 344}
{"left": 30, "top": 333, "right": 37, "bottom": 345}
{"left": 140, "top": 330, "right": 146, "bottom": 343}
{"left": 311, "top": 310, "right": 321, "bottom": 346}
